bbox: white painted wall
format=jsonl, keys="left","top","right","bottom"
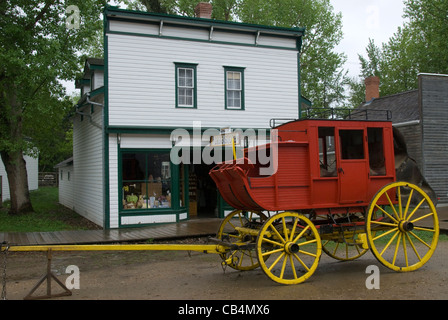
{"left": 71, "top": 104, "right": 104, "bottom": 226}
{"left": 58, "top": 165, "right": 74, "bottom": 210}
{"left": 92, "top": 71, "right": 104, "bottom": 91}
{"left": 107, "top": 28, "right": 300, "bottom": 130}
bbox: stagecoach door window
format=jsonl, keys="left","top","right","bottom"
{"left": 339, "top": 130, "right": 364, "bottom": 159}
{"left": 318, "top": 127, "right": 336, "bottom": 177}
{"left": 337, "top": 129, "right": 368, "bottom": 203}
{"left": 367, "top": 128, "right": 386, "bottom": 176}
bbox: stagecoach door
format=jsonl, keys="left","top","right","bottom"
{"left": 337, "top": 129, "right": 368, "bottom": 204}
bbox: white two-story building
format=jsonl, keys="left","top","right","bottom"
{"left": 58, "top": 3, "right": 307, "bottom": 229}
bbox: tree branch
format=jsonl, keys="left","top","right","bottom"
{"left": 25, "top": 0, "right": 56, "bottom": 31}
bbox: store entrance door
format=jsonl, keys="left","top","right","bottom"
{"left": 189, "top": 164, "right": 218, "bottom": 218}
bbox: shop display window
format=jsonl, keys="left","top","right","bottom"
{"left": 122, "top": 152, "right": 172, "bottom": 210}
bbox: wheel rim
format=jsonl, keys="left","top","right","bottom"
{"left": 216, "top": 209, "right": 267, "bottom": 271}
{"left": 366, "top": 182, "right": 439, "bottom": 272}
{"left": 256, "top": 212, "right": 322, "bottom": 285}
{"left": 322, "top": 239, "right": 368, "bottom": 261}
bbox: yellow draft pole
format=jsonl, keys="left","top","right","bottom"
{"left": 4, "top": 243, "right": 227, "bottom": 254}
{"left": 1, "top": 242, "right": 230, "bottom": 299}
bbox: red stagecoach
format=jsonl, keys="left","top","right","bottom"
{"left": 210, "top": 110, "right": 439, "bottom": 284}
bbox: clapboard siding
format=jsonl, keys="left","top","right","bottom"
{"left": 72, "top": 106, "right": 104, "bottom": 226}
{"left": 107, "top": 33, "right": 299, "bottom": 129}
{"left": 92, "top": 71, "right": 104, "bottom": 90}
{"left": 58, "top": 165, "right": 74, "bottom": 209}
{"left": 420, "top": 74, "right": 448, "bottom": 203}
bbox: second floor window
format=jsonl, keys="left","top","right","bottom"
{"left": 224, "top": 66, "right": 245, "bottom": 110}
{"left": 175, "top": 63, "right": 197, "bottom": 108}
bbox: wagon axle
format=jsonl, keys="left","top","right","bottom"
{"left": 399, "top": 220, "right": 414, "bottom": 232}
{"left": 284, "top": 242, "right": 300, "bottom": 254}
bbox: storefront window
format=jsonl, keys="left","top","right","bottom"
{"left": 122, "top": 152, "right": 172, "bottom": 210}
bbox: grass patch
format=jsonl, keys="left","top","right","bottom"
{"left": 0, "top": 187, "right": 101, "bottom": 232}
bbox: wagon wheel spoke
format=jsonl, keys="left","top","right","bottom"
{"left": 260, "top": 237, "right": 283, "bottom": 248}
{"left": 321, "top": 211, "right": 369, "bottom": 261}
{"left": 366, "top": 182, "right": 439, "bottom": 272}
{"left": 216, "top": 209, "right": 267, "bottom": 271}
{"left": 292, "top": 225, "right": 310, "bottom": 243}
{"left": 269, "top": 223, "right": 286, "bottom": 244}
{"left": 267, "top": 252, "right": 285, "bottom": 272}
{"left": 237, "top": 249, "right": 256, "bottom": 268}
{"left": 289, "top": 255, "right": 298, "bottom": 280}
{"left": 289, "top": 217, "right": 299, "bottom": 241}
{"left": 256, "top": 212, "right": 322, "bottom": 285}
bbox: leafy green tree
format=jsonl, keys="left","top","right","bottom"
{"left": 345, "top": 76, "right": 365, "bottom": 107}
{"left": 380, "top": 26, "right": 419, "bottom": 95}
{"left": 404, "top": 0, "right": 448, "bottom": 74}
{"left": 346, "top": 38, "right": 383, "bottom": 106}
{"left": 348, "top": 0, "right": 448, "bottom": 106}
{"left": 238, "top": 0, "right": 347, "bottom": 109}
{"left": 0, "top": 0, "right": 105, "bottom": 214}
{"left": 358, "top": 38, "right": 382, "bottom": 79}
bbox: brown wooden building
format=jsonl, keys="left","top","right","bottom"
{"left": 357, "top": 74, "right": 448, "bottom": 205}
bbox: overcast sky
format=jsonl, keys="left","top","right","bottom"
{"left": 330, "top": 0, "right": 406, "bottom": 78}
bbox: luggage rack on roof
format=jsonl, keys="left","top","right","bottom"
{"left": 270, "top": 108, "right": 392, "bottom": 128}
{"left": 301, "top": 107, "right": 392, "bottom": 121}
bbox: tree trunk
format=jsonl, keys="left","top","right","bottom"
{"left": 0, "top": 150, "right": 34, "bottom": 215}
{"left": 0, "top": 78, "right": 34, "bottom": 215}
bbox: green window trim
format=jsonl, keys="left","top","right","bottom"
{"left": 224, "top": 66, "right": 245, "bottom": 110}
{"left": 174, "top": 62, "right": 198, "bottom": 108}
{"left": 118, "top": 149, "right": 187, "bottom": 216}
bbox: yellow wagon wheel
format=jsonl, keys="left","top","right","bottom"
{"left": 322, "top": 238, "right": 368, "bottom": 261}
{"left": 366, "top": 182, "right": 439, "bottom": 272}
{"left": 256, "top": 212, "right": 322, "bottom": 285}
{"left": 321, "top": 212, "right": 369, "bottom": 261}
{"left": 216, "top": 209, "right": 268, "bottom": 271}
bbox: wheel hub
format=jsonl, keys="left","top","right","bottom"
{"left": 285, "top": 242, "right": 300, "bottom": 255}
{"left": 399, "top": 220, "right": 414, "bottom": 233}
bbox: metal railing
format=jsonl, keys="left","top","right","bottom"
{"left": 301, "top": 108, "right": 392, "bottom": 121}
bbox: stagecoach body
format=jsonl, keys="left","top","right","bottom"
{"left": 211, "top": 119, "right": 397, "bottom": 213}
{"left": 210, "top": 117, "right": 439, "bottom": 284}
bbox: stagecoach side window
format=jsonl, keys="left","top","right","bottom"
{"left": 318, "top": 127, "right": 337, "bottom": 177}
{"left": 339, "top": 130, "right": 365, "bottom": 160}
{"left": 368, "top": 128, "right": 386, "bottom": 176}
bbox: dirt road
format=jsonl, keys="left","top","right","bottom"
{"left": 2, "top": 239, "right": 447, "bottom": 301}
